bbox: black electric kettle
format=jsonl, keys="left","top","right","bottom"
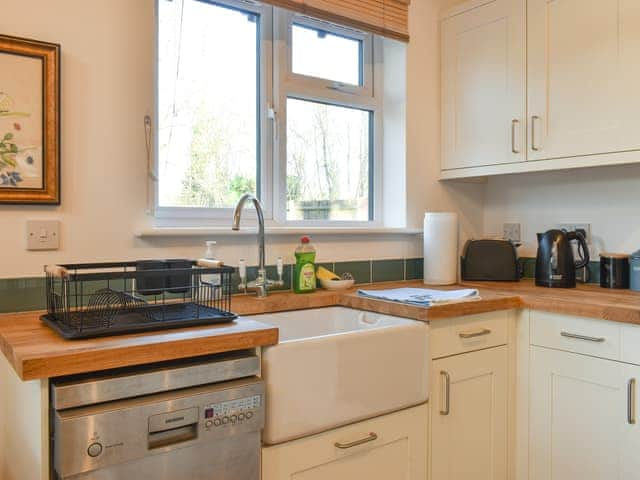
{"left": 535, "top": 229, "right": 590, "bottom": 288}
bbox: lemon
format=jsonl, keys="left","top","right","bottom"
{"left": 316, "top": 266, "right": 340, "bottom": 281}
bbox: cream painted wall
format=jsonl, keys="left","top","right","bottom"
{"left": 484, "top": 164, "right": 640, "bottom": 258}
{"left": 406, "top": 0, "right": 486, "bottom": 246}
{"left": 0, "top": 0, "right": 484, "bottom": 279}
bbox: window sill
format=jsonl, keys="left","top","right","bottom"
{"left": 135, "top": 226, "right": 422, "bottom": 238}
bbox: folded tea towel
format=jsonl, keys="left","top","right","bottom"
{"left": 357, "top": 287, "right": 480, "bottom": 306}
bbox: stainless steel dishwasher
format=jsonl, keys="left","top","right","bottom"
{"left": 50, "top": 352, "right": 264, "bottom": 479}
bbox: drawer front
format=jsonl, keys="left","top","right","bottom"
{"left": 430, "top": 311, "right": 510, "bottom": 359}
{"left": 261, "top": 403, "right": 428, "bottom": 480}
{"left": 530, "top": 311, "right": 621, "bottom": 361}
{"left": 621, "top": 323, "right": 640, "bottom": 365}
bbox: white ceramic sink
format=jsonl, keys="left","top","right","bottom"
{"left": 258, "top": 306, "right": 429, "bottom": 444}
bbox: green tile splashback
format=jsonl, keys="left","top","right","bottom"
{"left": 372, "top": 259, "right": 405, "bottom": 283}
{"left": 0, "top": 277, "right": 46, "bottom": 313}
{"left": 1, "top": 257, "right": 607, "bottom": 313}
{"left": 334, "top": 261, "right": 372, "bottom": 285}
{"left": 1, "top": 258, "right": 430, "bottom": 313}
{"left": 405, "top": 258, "right": 424, "bottom": 281}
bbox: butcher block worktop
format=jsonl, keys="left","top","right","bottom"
{"left": 461, "top": 279, "right": 640, "bottom": 325}
{"left": 3, "top": 279, "right": 640, "bottom": 380}
{"left": 0, "top": 314, "right": 279, "bottom": 381}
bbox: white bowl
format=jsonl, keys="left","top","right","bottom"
{"left": 319, "top": 278, "right": 355, "bottom": 290}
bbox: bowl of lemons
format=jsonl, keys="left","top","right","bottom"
{"left": 317, "top": 266, "right": 356, "bottom": 290}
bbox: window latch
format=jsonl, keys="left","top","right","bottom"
{"left": 268, "top": 106, "right": 278, "bottom": 140}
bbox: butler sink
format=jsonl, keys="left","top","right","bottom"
{"left": 258, "top": 306, "right": 429, "bottom": 444}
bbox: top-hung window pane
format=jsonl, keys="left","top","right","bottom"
{"left": 158, "top": 0, "right": 259, "bottom": 208}
{"left": 292, "top": 23, "right": 362, "bottom": 86}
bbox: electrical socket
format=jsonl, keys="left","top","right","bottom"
{"left": 503, "top": 223, "right": 521, "bottom": 242}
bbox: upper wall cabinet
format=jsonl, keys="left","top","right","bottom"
{"left": 441, "top": 0, "right": 526, "bottom": 171}
{"left": 441, "top": 0, "right": 640, "bottom": 179}
{"left": 528, "top": 0, "right": 640, "bottom": 161}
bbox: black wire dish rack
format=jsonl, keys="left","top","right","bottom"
{"left": 42, "top": 261, "right": 237, "bottom": 339}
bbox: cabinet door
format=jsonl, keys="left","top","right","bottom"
{"left": 528, "top": 0, "right": 640, "bottom": 161}
{"left": 262, "top": 403, "right": 427, "bottom": 480}
{"left": 530, "top": 346, "right": 627, "bottom": 480}
{"left": 621, "top": 364, "right": 640, "bottom": 480}
{"left": 430, "top": 346, "right": 508, "bottom": 480}
{"left": 441, "top": 0, "right": 525, "bottom": 170}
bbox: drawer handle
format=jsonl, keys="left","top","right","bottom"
{"left": 459, "top": 328, "right": 492, "bottom": 339}
{"left": 440, "top": 371, "right": 451, "bottom": 416}
{"left": 629, "top": 378, "right": 637, "bottom": 425}
{"left": 334, "top": 432, "right": 378, "bottom": 449}
{"left": 560, "top": 331, "right": 605, "bottom": 343}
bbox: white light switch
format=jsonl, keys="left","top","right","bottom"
{"left": 26, "top": 220, "right": 60, "bottom": 251}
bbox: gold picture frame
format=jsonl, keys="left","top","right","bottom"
{"left": 0, "top": 34, "right": 60, "bottom": 204}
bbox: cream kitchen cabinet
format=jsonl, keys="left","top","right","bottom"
{"left": 441, "top": 0, "right": 526, "bottom": 171}
{"left": 529, "top": 345, "right": 640, "bottom": 480}
{"left": 527, "top": 0, "right": 640, "bottom": 163}
{"left": 262, "top": 403, "right": 427, "bottom": 480}
{"left": 441, "top": 0, "right": 640, "bottom": 179}
{"left": 430, "top": 346, "right": 509, "bottom": 480}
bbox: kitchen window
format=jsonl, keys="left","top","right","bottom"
{"left": 155, "top": 0, "right": 382, "bottom": 225}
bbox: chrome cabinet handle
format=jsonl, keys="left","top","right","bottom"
{"left": 531, "top": 115, "right": 541, "bottom": 151}
{"left": 440, "top": 371, "right": 451, "bottom": 416}
{"left": 459, "top": 328, "right": 492, "bottom": 339}
{"left": 512, "top": 119, "right": 520, "bottom": 154}
{"left": 629, "top": 378, "right": 637, "bottom": 425}
{"left": 560, "top": 331, "right": 605, "bottom": 343}
{"left": 334, "top": 432, "right": 378, "bottom": 449}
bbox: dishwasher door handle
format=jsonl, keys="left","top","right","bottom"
{"left": 148, "top": 423, "right": 198, "bottom": 449}
{"left": 148, "top": 407, "right": 199, "bottom": 433}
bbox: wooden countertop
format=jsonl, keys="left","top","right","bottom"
{"left": 0, "top": 313, "right": 278, "bottom": 381}
{"left": 4, "top": 279, "right": 640, "bottom": 381}
{"left": 461, "top": 279, "right": 640, "bottom": 325}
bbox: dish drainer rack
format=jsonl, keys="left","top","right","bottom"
{"left": 42, "top": 261, "right": 237, "bottom": 339}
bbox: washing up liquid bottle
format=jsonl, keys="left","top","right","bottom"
{"left": 294, "top": 236, "right": 316, "bottom": 294}
{"left": 200, "top": 241, "right": 221, "bottom": 286}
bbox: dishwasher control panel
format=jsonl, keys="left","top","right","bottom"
{"left": 204, "top": 394, "right": 262, "bottom": 428}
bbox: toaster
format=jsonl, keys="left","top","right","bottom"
{"left": 461, "top": 239, "right": 521, "bottom": 282}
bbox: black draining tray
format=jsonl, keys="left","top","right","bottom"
{"left": 41, "top": 303, "right": 237, "bottom": 340}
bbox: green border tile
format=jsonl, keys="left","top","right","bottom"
{"left": 372, "top": 259, "right": 405, "bottom": 283}
{"left": 405, "top": 258, "right": 424, "bottom": 281}
{"left": 0, "top": 277, "right": 46, "bottom": 313}
{"left": 335, "top": 261, "right": 371, "bottom": 285}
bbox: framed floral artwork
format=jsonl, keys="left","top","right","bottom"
{"left": 0, "top": 35, "right": 60, "bottom": 204}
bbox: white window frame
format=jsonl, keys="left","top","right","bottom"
{"left": 272, "top": 9, "right": 384, "bottom": 227}
{"left": 154, "top": 0, "right": 273, "bottom": 224}
{"left": 285, "top": 14, "right": 375, "bottom": 96}
{"left": 153, "top": 0, "right": 384, "bottom": 228}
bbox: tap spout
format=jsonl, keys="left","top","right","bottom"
{"left": 232, "top": 193, "right": 266, "bottom": 273}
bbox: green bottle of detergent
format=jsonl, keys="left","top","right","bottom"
{"left": 294, "top": 236, "right": 316, "bottom": 294}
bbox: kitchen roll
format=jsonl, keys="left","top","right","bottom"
{"left": 423, "top": 212, "right": 459, "bottom": 285}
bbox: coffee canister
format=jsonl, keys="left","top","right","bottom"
{"left": 600, "top": 253, "right": 630, "bottom": 289}
{"left": 631, "top": 250, "right": 640, "bottom": 292}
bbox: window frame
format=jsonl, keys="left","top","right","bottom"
{"left": 272, "top": 9, "right": 384, "bottom": 227}
{"left": 153, "top": 0, "right": 384, "bottom": 227}
{"left": 154, "top": 0, "right": 273, "bottom": 222}
{"left": 286, "top": 14, "right": 375, "bottom": 96}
